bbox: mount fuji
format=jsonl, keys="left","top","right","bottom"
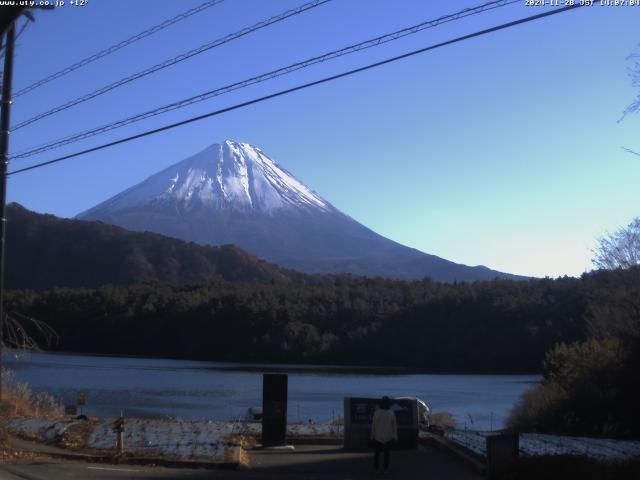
{"left": 77, "top": 140, "right": 521, "bottom": 281}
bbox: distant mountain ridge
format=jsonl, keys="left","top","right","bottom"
{"left": 6, "top": 203, "right": 302, "bottom": 290}
{"left": 77, "top": 140, "right": 524, "bottom": 282}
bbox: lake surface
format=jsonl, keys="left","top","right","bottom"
{"left": 4, "top": 351, "right": 539, "bottom": 430}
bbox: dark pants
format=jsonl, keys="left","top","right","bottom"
{"left": 373, "top": 440, "right": 391, "bottom": 471}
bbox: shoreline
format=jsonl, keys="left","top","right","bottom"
{"left": 3, "top": 349, "right": 544, "bottom": 376}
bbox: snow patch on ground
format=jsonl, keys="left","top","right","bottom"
{"left": 447, "top": 429, "right": 640, "bottom": 462}
{"left": 8, "top": 417, "right": 341, "bottom": 462}
{"left": 87, "top": 419, "right": 230, "bottom": 459}
{"left": 7, "top": 418, "right": 75, "bottom": 440}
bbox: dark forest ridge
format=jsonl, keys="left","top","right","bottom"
{"left": 7, "top": 273, "right": 587, "bottom": 374}
{"left": 7, "top": 201, "right": 525, "bottom": 291}
{"left": 6, "top": 202, "right": 304, "bottom": 290}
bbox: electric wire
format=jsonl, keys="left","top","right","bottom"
{"left": 7, "top": 3, "right": 583, "bottom": 177}
{"left": 12, "top": 0, "right": 225, "bottom": 98}
{"left": 11, "top": 0, "right": 518, "bottom": 160}
{"left": 11, "top": 0, "right": 333, "bottom": 131}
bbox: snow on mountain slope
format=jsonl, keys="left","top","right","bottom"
{"left": 80, "top": 141, "right": 329, "bottom": 217}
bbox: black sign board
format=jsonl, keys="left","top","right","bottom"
{"left": 262, "top": 373, "right": 288, "bottom": 447}
{"left": 349, "top": 397, "right": 415, "bottom": 426}
{"left": 64, "top": 405, "right": 77, "bottom": 416}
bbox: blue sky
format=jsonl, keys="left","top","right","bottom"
{"left": 5, "top": 0, "right": 640, "bottom": 278}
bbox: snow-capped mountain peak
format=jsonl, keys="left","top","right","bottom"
{"left": 77, "top": 139, "right": 523, "bottom": 282}
{"left": 81, "top": 140, "right": 331, "bottom": 215}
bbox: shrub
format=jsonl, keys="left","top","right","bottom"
{"left": 506, "top": 382, "right": 566, "bottom": 433}
{"left": 0, "top": 368, "right": 61, "bottom": 418}
{"left": 429, "top": 411, "right": 456, "bottom": 430}
{"left": 507, "top": 337, "right": 639, "bottom": 437}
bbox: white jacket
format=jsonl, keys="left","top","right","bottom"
{"left": 371, "top": 408, "right": 398, "bottom": 443}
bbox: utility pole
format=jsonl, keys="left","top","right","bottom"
{"left": 0, "top": 22, "right": 16, "bottom": 403}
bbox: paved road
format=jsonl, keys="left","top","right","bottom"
{"left": 1, "top": 461, "right": 216, "bottom": 479}
{"left": 248, "top": 443, "right": 480, "bottom": 479}
{"left": 0, "top": 443, "right": 481, "bottom": 479}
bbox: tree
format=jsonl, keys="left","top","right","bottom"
{"left": 592, "top": 217, "right": 640, "bottom": 270}
{"left": 508, "top": 221, "right": 640, "bottom": 437}
{"left": 589, "top": 218, "right": 640, "bottom": 341}
{"left": 621, "top": 47, "right": 640, "bottom": 156}
{"left": 622, "top": 47, "right": 640, "bottom": 118}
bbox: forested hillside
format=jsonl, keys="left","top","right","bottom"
{"left": 6, "top": 203, "right": 303, "bottom": 289}
{"left": 7, "top": 275, "right": 586, "bottom": 373}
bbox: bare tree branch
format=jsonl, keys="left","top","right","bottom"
{"left": 622, "top": 146, "right": 640, "bottom": 157}
{"left": 592, "top": 218, "right": 640, "bottom": 270}
{"left": 621, "top": 46, "right": 640, "bottom": 120}
{"left": 2, "top": 311, "right": 58, "bottom": 352}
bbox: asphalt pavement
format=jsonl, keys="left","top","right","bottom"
{"left": 0, "top": 442, "right": 481, "bottom": 480}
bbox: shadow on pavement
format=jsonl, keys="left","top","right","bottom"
{"left": 0, "top": 443, "right": 482, "bottom": 479}
{"left": 243, "top": 443, "right": 482, "bottom": 480}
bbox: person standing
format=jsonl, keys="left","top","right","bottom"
{"left": 371, "top": 396, "right": 397, "bottom": 474}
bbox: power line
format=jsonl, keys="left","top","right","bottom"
{"left": 12, "top": 0, "right": 519, "bottom": 160}
{"left": 7, "top": 3, "right": 583, "bottom": 177}
{"left": 12, "top": 0, "right": 225, "bottom": 99}
{"left": 11, "top": 0, "right": 333, "bottom": 131}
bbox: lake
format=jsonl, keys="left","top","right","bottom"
{"left": 4, "top": 350, "right": 539, "bottom": 430}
